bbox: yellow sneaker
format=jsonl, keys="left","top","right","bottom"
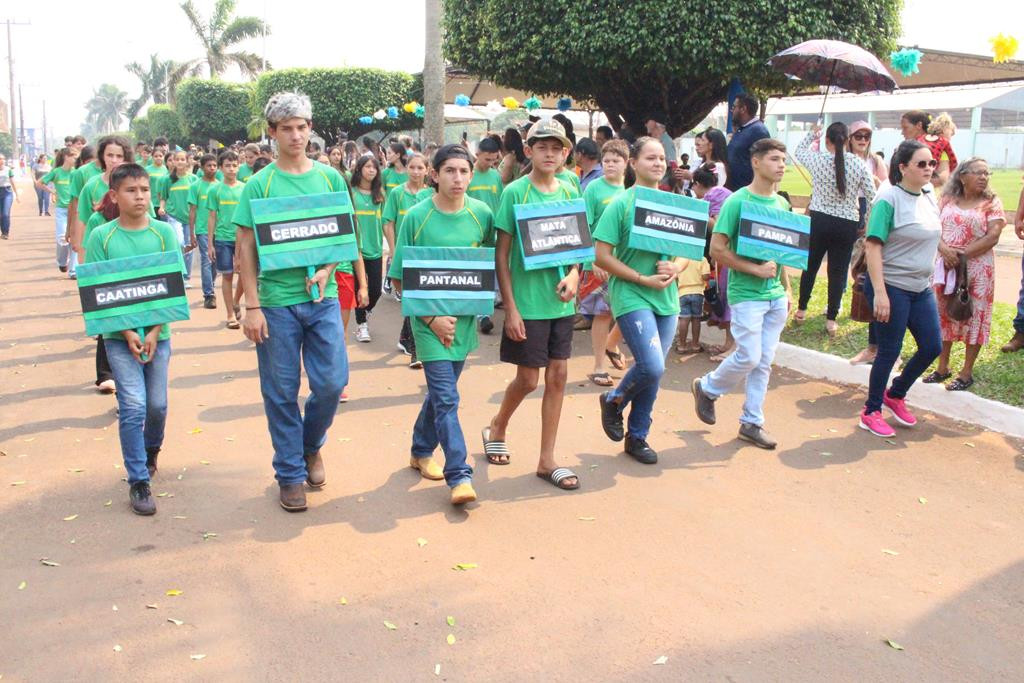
{"left": 409, "top": 456, "right": 444, "bottom": 481}
{"left": 450, "top": 482, "right": 477, "bottom": 505}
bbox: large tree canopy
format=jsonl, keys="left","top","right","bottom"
{"left": 176, "top": 78, "right": 252, "bottom": 144}
{"left": 443, "top": 0, "right": 901, "bottom": 134}
{"left": 254, "top": 68, "right": 418, "bottom": 145}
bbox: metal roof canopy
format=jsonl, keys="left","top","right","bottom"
{"left": 764, "top": 81, "right": 1024, "bottom": 116}
{"left": 890, "top": 48, "right": 1024, "bottom": 89}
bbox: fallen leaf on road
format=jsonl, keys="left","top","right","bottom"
{"left": 113, "top": 645, "right": 123, "bottom": 653}
{"left": 338, "top": 597, "right": 347, "bottom": 605}
{"left": 104, "top": 500, "right": 112, "bottom": 507}
{"left": 10, "top": 481, "right": 26, "bottom": 486}
{"left": 146, "top": 604, "right": 158, "bottom": 609}
{"left": 827, "top": 428, "right": 838, "bottom": 433}
{"left": 964, "top": 442, "right": 975, "bottom": 448}
{"left": 39, "top": 559, "right": 60, "bottom": 567}
{"left": 809, "top": 433, "right": 820, "bottom": 438}
{"left": 384, "top": 621, "right": 397, "bottom": 630}
{"left": 434, "top": 664, "right": 441, "bottom": 676}
{"left": 189, "top": 428, "right": 202, "bottom": 435}
{"left": 202, "top": 532, "right": 217, "bottom": 540}
{"left": 18, "top": 581, "right": 26, "bottom": 590}
{"left": 190, "top": 654, "right": 206, "bottom": 661}
{"left": 417, "top": 538, "right": 428, "bottom": 547}
{"left": 63, "top": 515, "right": 78, "bottom": 522}
{"left": 446, "top": 616, "right": 456, "bottom": 627}
{"left": 173, "top": 515, "right": 187, "bottom": 520}
{"left": 166, "top": 590, "right": 183, "bottom": 596}
{"left": 918, "top": 497, "right": 927, "bottom": 504}
{"left": 884, "top": 439, "right": 897, "bottom": 445}
{"left": 453, "top": 563, "right": 478, "bottom": 571}
{"left": 653, "top": 655, "right": 668, "bottom": 665}
{"left": 112, "top": 605, "right": 118, "bottom": 611}
{"left": 882, "top": 549, "right": 899, "bottom": 556}
{"left": 339, "top": 438, "right": 352, "bottom": 443}
{"left": 68, "top": 468, "right": 84, "bottom": 473}
{"left": 156, "top": 492, "right": 172, "bottom": 498}
{"left": 820, "top": 452, "right": 832, "bottom": 457}
{"left": 168, "top": 618, "right": 184, "bottom": 626}
{"left": 199, "top": 460, "right": 211, "bottom": 465}
{"left": 446, "top": 633, "right": 456, "bottom": 645}
{"left": 578, "top": 516, "right": 596, "bottom": 522}
{"left": 885, "top": 639, "right": 904, "bottom": 651}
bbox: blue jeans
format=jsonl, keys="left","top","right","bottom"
{"left": 0, "top": 187, "right": 12, "bottom": 235}
{"left": 105, "top": 338, "right": 171, "bottom": 484}
{"left": 1014, "top": 251, "right": 1024, "bottom": 334}
{"left": 609, "top": 309, "right": 677, "bottom": 439}
{"left": 412, "top": 360, "right": 472, "bottom": 487}
{"left": 36, "top": 184, "right": 50, "bottom": 214}
{"left": 864, "top": 280, "right": 942, "bottom": 413}
{"left": 196, "top": 233, "right": 215, "bottom": 296}
{"left": 55, "top": 207, "right": 74, "bottom": 271}
{"left": 166, "top": 216, "right": 193, "bottom": 280}
{"left": 255, "top": 300, "right": 348, "bottom": 485}
{"left": 701, "top": 297, "right": 788, "bottom": 426}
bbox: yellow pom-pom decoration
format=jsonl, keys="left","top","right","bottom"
{"left": 403, "top": 101, "right": 419, "bottom": 114}
{"left": 990, "top": 34, "right": 1019, "bottom": 64}
{"left": 502, "top": 96, "right": 520, "bottom": 109}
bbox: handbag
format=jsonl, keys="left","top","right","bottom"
{"left": 704, "top": 265, "right": 726, "bottom": 318}
{"left": 945, "top": 252, "right": 973, "bottom": 322}
{"left": 850, "top": 237, "right": 868, "bottom": 277}
{"left": 850, "top": 272, "right": 874, "bottom": 323}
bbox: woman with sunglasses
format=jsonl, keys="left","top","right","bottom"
{"left": 859, "top": 141, "right": 943, "bottom": 438}
{"left": 922, "top": 158, "right": 1005, "bottom": 391}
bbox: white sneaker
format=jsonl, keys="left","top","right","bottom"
{"left": 184, "top": 280, "right": 193, "bottom": 289}
{"left": 355, "top": 323, "right": 371, "bottom": 343}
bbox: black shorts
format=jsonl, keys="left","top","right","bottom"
{"left": 500, "top": 315, "right": 574, "bottom": 368}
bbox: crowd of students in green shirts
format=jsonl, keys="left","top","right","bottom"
{"left": 62, "top": 90, "right": 813, "bottom": 517}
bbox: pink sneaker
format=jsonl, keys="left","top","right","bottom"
{"left": 883, "top": 390, "right": 917, "bottom": 427}
{"left": 859, "top": 409, "right": 895, "bottom": 438}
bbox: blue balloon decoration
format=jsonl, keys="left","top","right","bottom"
{"left": 387, "top": 106, "right": 399, "bottom": 119}
{"left": 454, "top": 94, "right": 471, "bottom": 107}
{"left": 557, "top": 97, "right": 572, "bottom": 111}
{"left": 358, "top": 116, "right": 373, "bottom": 125}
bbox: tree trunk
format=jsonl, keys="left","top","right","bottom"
{"left": 423, "top": 0, "right": 445, "bottom": 146}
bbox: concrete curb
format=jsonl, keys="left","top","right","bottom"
{"left": 773, "top": 342, "right": 1024, "bottom": 439}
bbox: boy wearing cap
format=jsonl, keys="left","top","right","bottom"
{"left": 483, "top": 118, "right": 581, "bottom": 491}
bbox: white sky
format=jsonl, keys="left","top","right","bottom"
{"left": 2, "top": 0, "right": 1021, "bottom": 145}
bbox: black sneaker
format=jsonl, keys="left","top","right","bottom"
{"left": 738, "top": 423, "right": 778, "bottom": 450}
{"left": 625, "top": 434, "right": 658, "bottom": 464}
{"left": 203, "top": 295, "right": 217, "bottom": 309}
{"left": 691, "top": 377, "right": 716, "bottom": 425}
{"left": 479, "top": 315, "right": 494, "bottom": 335}
{"left": 409, "top": 352, "right": 423, "bottom": 369}
{"left": 599, "top": 391, "right": 624, "bottom": 442}
{"left": 129, "top": 481, "right": 156, "bottom": 515}
{"left": 59, "top": 265, "right": 68, "bottom": 273}
{"left": 145, "top": 447, "right": 160, "bottom": 477}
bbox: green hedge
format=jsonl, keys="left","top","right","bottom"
{"left": 176, "top": 78, "right": 252, "bottom": 145}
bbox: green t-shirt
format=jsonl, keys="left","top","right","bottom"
{"left": 352, "top": 188, "right": 384, "bottom": 259}
{"left": 42, "top": 167, "right": 75, "bottom": 208}
{"left": 77, "top": 175, "right": 110, "bottom": 224}
{"left": 147, "top": 165, "right": 169, "bottom": 207}
{"left": 466, "top": 167, "right": 503, "bottom": 214}
{"left": 387, "top": 196, "right": 495, "bottom": 362}
{"left": 83, "top": 218, "right": 181, "bottom": 341}
{"left": 207, "top": 181, "right": 245, "bottom": 242}
{"left": 237, "top": 163, "right": 253, "bottom": 182}
{"left": 159, "top": 173, "right": 196, "bottom": 222}
{"left": 232, "top": 161, "right": 350, "bottom": 307}
{"left": 382, "top": 167, "right": 408, "bottom": 194}
{"left": 712, "top": 187, "right": 790, "bottom": 304}
{"left": 494, "top": 175, "right": 580, "bottom": 320}
{"left": 69, "top": 162, "right": 102, "bottom": 202}
{"left": 582, "top": 177, "right": 625, "bottom": 272}
{"left": 592, "top": 186, "right": 681, "bottom": 318}
{"left": 555, "top": 168, "right": 581, "bottom": 193}
{"left": 187, "top": 178, "right": 218, "bottom": 236}
{"left": 383, "top": 184, "right": 434, "bottom": 227}
{"left": 83, "top": 211, "right": 108, "bottom": 246}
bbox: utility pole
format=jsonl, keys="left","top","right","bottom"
{"left": 41, "top": 99, "right": 47, "bottom": 154}
{"left": 4, "top": 18, "right": 30, "bottom": 163}
{"left": 18, "top": 82, "right": 25, "bottom": 156}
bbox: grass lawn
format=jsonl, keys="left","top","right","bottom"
{"left": 779, "top": 167, "right": 1024, "bottom": 210}
{"left": 780, "top": 275, "right": 1024, "bottom": 408}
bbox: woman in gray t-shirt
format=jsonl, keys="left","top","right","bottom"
{"left": 858, "top": 140, "right": 943, "bottom": 439}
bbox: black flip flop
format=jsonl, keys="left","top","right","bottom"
{"left": 588, "top": 372, "right": 613, "bottom": 387}
{"left": 946, "top": 376, "right": 974, "bottom": 391}
{"left": 605, "top": 350, "right": 625, "bottom": 370}
{"left": 536, "top": 467, "right": 580, "bottom": 490}
{"left": 922, "top": 370, "right": 952, "bottom": 384}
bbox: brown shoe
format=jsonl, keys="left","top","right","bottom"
{"left": 304, "top": 451, "right": 326, "bottom": 489}
{"left": 1001, "top": 331, "right": 1024, "bottom": 353}
{"left": 279, "top": 483, "right": 307, "bottom": 512}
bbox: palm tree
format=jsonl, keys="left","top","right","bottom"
{"left": 125, "top": 54, "right": 177, "bottom": 120}
{"left": 86, "top": 84, "right": 129, "bottom": 134}
{"left": 174, "top": 0, "right": 269, "bottom": 82}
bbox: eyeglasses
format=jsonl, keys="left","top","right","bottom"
{"left": 851, "top": 133, "right": 872, "bottom": 140}
{"left": 913, "top": 160, "right": 939, "bottom": 169}
{"left": 964, "top": 170, "right": 991, "bottom": 177}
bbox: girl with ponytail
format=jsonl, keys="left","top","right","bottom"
{"left": 794, "top": 122, "right": 876, "bottom": 336}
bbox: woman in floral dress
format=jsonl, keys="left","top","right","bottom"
{"left": 924, "top": 158, "right": 1006, "bottom": 390}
